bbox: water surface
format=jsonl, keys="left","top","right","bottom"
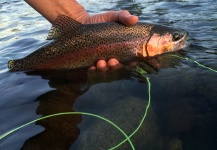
{"left": 0, "top": 0, "right": 217, "bottom": 149}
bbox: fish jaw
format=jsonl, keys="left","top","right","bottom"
{"left": 141, "top": 28, "right": 189, "bottom": 57}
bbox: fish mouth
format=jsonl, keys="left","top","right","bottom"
{"left": 173, "top": 31, "right": 190, "bottom": 51}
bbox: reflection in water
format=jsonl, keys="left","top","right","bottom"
{"left": 22, "top": 90, "right": 82, "bottom": 150}
{"left": 21, "top": 71, "right": 88, "bottom": 149}
{"left": 20, "top": 53, "right": 186, "bottom": 149}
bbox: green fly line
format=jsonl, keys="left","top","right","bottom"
{"left": 0, "top": 112, "right": 135, "bottom": 149}
{"left": 170, "top": 54, "right": 217, "bottom": 73}
{"left": 0, "top": 54, "right": 217, "bottom": 150}
{"left": 109, "top": 70, "right": 151, "bottom": 150}
{"left": 0, "top": 67, "right": 150, "bottom": 150}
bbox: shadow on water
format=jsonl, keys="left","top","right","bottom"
{"left": 18, "top": 52, "right": 188, "bottom": 150}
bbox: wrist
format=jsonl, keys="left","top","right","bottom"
{"left": 25, "top": 0, "right": 90, "bottom": 24}
{"left": 60, "top": 0, "right": 90, "bottom": 23}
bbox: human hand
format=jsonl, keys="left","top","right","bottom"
{"left": 81, "top": 10, "right": 138, "bottom": 71}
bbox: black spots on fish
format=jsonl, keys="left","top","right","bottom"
{"left": 47, "top": 15, "right": 82, "bottom": 40}
{"left": 150, "top": 24, "right": 186, "bottom": 39}
{"left": 79, "top": 59, "right": 89, "bottom": 67}
{"left": 12, "top": 21, "right": 157, "bottom": 71}
{"left": 142, "top": 26, "right": 153, "bottom": 36}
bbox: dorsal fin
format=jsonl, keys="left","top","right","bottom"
{"left": 47, "top": 15, "right": 82, "bottom": 40}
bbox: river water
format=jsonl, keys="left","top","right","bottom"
{"left": 0, "top": 0, "right": 217, "bottom": 150}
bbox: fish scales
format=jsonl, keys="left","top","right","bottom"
{"left": 9, "top": 22, "right": 152, "bottom": 70}
{"left": 8, "top": 15, "right": 189, "bottom": 71}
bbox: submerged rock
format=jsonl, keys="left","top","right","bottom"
{"left": 72, "top": 96, "right": 160, "bottom": 150}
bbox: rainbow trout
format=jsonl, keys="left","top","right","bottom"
{"left": 8, "top": 15, "right": 189, "bottom": 71}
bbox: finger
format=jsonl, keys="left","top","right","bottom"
{"left": 88, "top": 66, "right": 97, "bottom": 71}
{"left": 104, "top": 10, "right": 138, "bottom": 26}
{"left": 96, "top": 60, "right": 109, "bottom": 72}
{"left": 85, "top": 10, "right": 138, "bottom": 26}
{"left": 118, "top": 10, "right": 138, "bottom": 26}
{"left": 107, "top": 58, "right": 124, "bottom": 70}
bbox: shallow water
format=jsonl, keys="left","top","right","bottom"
{"left": 0, "top": 0, "right": 217, "bottom": 149}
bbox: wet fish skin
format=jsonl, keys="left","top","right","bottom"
{"left": 8, "top": 15, "right": 189, "bottom": 71}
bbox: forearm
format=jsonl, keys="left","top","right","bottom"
{"left": 24, "top": 0, "right": 89, "bottom": 24}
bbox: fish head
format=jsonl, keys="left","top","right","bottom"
{"left": 142, "top": 25, "right": 189, "bottom": 57}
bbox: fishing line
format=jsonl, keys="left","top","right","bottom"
{"left": 0, "top": 112, "right": 135, "bottom": 150}
{"left": 110, "top": 69, "right": 151, "bottom": 150}
{"left": 110, "top": 54, "right": 217, "bottom": 149}
{"left": 170, "top": 54, "right": 217, "bottom": 73}
{"left": 0, "top": 67, "right": 151, "bottom": 150}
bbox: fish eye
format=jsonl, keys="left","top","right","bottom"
{"left": 173, "top": 32, "right": 181, "bottom": 41}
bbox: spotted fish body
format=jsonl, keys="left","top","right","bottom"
{"left": 8, "top": 15, "right": 189, "bottom": 71}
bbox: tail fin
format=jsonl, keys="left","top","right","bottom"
{"left": 8, "top": 60, "right": 15, "bottom": 70}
